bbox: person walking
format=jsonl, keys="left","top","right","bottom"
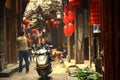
{"left": 17, "top": 31, "right": 30, "bottom": 73}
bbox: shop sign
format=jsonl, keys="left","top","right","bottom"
{"left": 90, "top": 0, "right": 100, "bottom": 25}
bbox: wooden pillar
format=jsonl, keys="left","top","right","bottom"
{"left": 101, "top": 0, "right": 120, "bottom": 80}
{"left": 6, "top": 0, "right": 17, "bottom": 63}
{"left": 11, "top": 0, "right": 17, "bottom": 63}
{"left": 0, "top": 0, "right": 7, "bottom": 71}
{"left": 67, "top": 36, "right": 71, "bottom": 62}
{"left": 114, "top": 0, "right": 120, "bottom": 79}
{"left": 17, "top": 0, "right": 23, "bottom": 31}
{"left": 76, "top": 12, "right": 84, "bottom": 64}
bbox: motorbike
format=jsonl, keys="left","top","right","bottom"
{"left": 36, "top": 49, "right": 52, "bottom": 79}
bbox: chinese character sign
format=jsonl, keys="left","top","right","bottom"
{"left": 90, "top": 0, "right": 100, "bottom": 25}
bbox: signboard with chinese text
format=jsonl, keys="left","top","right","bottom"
{"left": 90, "top": 0, "right": 100, "bottom": 25}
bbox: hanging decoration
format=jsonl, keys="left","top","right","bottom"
{"left": 63, "top": 10, "right": 75, "bottom": 36}
{"left": 63, "top": 15, "right": 69, "bottom": 24}
{"left": 64, "top": 5, "right": 68, "bottom": 14}
{"left": 68, "top": 22, "right": 74, "bottom": 35}
{"left": 63, "top": 0, "right": 81, "bottom": 36}
{"left": 23, "top": 19, "right": 30, "bottom": 29}
{"left": 31, "top": 28, "right": 38, "bottom": 34}
{"left": 68, "top": 10, "right": 74, "bottom": 22}
{"left": 51, "top": 18, "right": 55, "bottom": 22}
{"left": 45, "top": 20, "right": 49, "bottom": 25}
{"left": 68, "top": 0, "right": 81, "bottom": 8}
{"left": 63, "top": 25, "right": 68, "bottom": 36}
{"left": 69, "top": 0, "right": 74, "bottom": 2}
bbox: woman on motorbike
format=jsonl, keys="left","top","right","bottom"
{"left": 37, "top": 38, "right": 50, "bottom": 51}
{"left": 36, "top": 38, "right": 51, "bottom": 61}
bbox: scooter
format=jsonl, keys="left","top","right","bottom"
{"left": 36, "top": 49, "right": 52, "bottom": 79}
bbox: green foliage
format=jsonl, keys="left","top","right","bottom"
{"left": 70, "top": 67, "right": 103, "bottom": 80}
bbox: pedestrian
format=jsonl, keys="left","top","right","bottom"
{"left": 17, "top": 31, "right": 30, "bottom": 73}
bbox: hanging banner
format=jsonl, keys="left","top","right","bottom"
{"left": 90, "top": 0, "right": 100, "bottom": 25}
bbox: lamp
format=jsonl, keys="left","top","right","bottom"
{"left": 42, "top": 26, "right": 46, "bottom": 38}
{"left": 43, "top": 27, "right": 46, "bottom": 33}
{"left": 93, "top": 24, "right": 101, "bottom": 33}
{"left": 56, "top": 10, "right": 62, "bottom": 19}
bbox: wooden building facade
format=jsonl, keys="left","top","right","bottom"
{"left": 101, "top": 0, "right": 120, "bottom": 80}
{"left": 0, "top": 0, "right": 29, "bottom": 71}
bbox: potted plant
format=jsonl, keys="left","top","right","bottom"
{"left": 70, "top": 67, "right": 103, "bottom": 80}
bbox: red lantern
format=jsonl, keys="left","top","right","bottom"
{"left": 64, "top": 6, "right": 68, "bottom": 14}
{"left": 23, "top": 19, "right": 30, "bottom": 29}
{"left": 68, "top": 23, "right": 74, "bottom": 35}
{"left": 63, "top": 15, "right": 69, "bottom": 24}
{"left": 31, "top": 28, "right": 37, "bottom": 34}
{"left": 68, "top": 0, "right": 81, "bottom": 8}
{"left": 68, "top": 10, "right": 74, "bottom": 22}
{"left": 45, "top": 20, "right": 49, "bottom": 24}
{"left": 53, "top": 21, "right": 57, "bottom": 25}
{"left": 69, "top": 0, "right": 74, "bottom": 2}
{"left": 63, "top": 25, "right": 68, "bottom": 36}
{"left": 23, "top": 19, "right": 30, "bottom": 24}
{"left": 51, "top": 18, "right": 55, "bottom": 22}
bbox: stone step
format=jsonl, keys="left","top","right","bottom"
{"left": 0, "top": 63, "right": 25, "bottom": 77}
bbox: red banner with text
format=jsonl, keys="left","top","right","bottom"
{"left": 90, "top": 0, "right": 100, "bottom": 25}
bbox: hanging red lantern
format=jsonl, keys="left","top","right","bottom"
{"left": 69, "top": 0, "right": 74, "bottom": 3}
{"left": 23, "top": 19, "right": 30, "bottom": 29}
{"left": 45, "top": 20, "right": 49, "bottom": 24}
{"left": 68, "top": 10, "right": 74, "bottom": 22}
{"left": 64, "top": 6, "right": 68, "bottom": 14}
{"left": 53, "top": 21, "right": 57, "bottom": 25}
{"left": 23, "top": 19, "right": 30, "bottom": 24}
{"left": 63, "top": 25, "right": 68, "bottom": 36}
{"left": 51, "top": 18, "right": 55, "bottom": 22}
{"left": 63, "top": 15, "right": 69, "bottom": 24}
{"left": 68, "top": 22, "right": 74, "bottom": 35}
{"left": 31, "top": 28, "right": 37, "bottom": 34}
{"left": 68, "top": 0, "right": 81, "bottom": 8}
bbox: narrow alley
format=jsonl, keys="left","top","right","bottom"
{"left": 0, "top": 0, "right": 120, "bottom": 80}
{"left": 0, "top": 60, "right": 77, "bottom": 80}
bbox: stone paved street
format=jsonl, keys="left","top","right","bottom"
{"left": 0, "top": 60, "right": 78, "bottom": 80}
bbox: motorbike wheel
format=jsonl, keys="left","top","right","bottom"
{"left": 37, "top": 69, "right": 48, "bottom": 78}
{"left": 36, "top": 64, "right": 52, "bottom": 78}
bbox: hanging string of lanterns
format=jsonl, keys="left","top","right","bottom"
{"left": 63, "top": 0, "right": 81, "bottom": 36}
{"left": 63, "top": 6, "right": 75, "bottom": 36}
